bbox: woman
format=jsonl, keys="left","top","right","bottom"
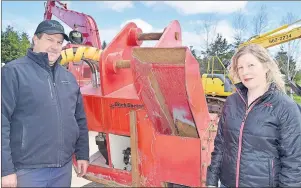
{"left": 206, "top": 44, "right": 301, "bottom": 187}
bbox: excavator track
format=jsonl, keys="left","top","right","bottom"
{"left": 206, "top": 96, "right": 226, "bottom": 115}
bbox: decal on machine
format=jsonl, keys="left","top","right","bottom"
{"left": 110, "top": 102, "right": 144, "bottom": 109}
{"left": 269, "top": 33, "right": 292, "bottom": 44}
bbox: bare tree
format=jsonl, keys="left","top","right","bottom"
{"left": 252, "top": 5, "right": 268, "bottom": 36}
{"left": 280, "top": 12, "right": 300, "bottom": 97}
{"left": 280, "top": 12, "right": 300, "bottom": 76}
{"left": 232, "top": 9, "right": 248, "bottom": 46}
{"left": 195, "top": 15, "right": 218, "bottom": 57}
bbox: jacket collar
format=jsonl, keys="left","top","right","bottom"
{"left": 234, "top": 82, "right": 277, "bottom": 105}
{"left": 26, "top": 48, "right": 59, "bottom": 72}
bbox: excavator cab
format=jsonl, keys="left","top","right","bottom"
{"left": 202, "top": 74, "right": 234, "bottom": 97}
{"left": 200, "top": 56, "right": 236, "bottom": 114}
{"left": 69, "top": 30, "right": 84, "bottom": 44}
{"left": 201, "top": 56, "right": 235, "bottom": 97}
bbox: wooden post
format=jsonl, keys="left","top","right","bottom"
{"left": 130, "top": 110, "right": 140, "bottom": 187}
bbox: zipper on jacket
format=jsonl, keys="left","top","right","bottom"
{"left": 50, "top": 73, "right": 63, "bottom": 166}
{"left": 270, "top": 159, "right": 274, "bottom": 187}
{"left": 47, "top": 78, "right": 54, "bottom": 99}
{"left": 48, "top": 67, "right": 63, "bottom": 166}
{"left": 235, "top": 90, "right": 261, "bottom": 188}
{"left": 21, "top": 126, "right": 26, "bottom": 151}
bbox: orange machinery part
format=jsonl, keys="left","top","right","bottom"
{"left": 71, "top": 20, "right": 219, "bottom": 187}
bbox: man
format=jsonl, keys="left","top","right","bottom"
{"left": 1, "top": 20, "right": 90, "bottom": 187}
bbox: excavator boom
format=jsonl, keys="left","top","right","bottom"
{"left": 240, "top": 20, "right": 301, "bottom": 49}
{"left": 44, "top": 0, "right": 101, "bottom": 48}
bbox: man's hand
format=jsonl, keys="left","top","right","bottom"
{"left": 76, "top": 160, "right": 89, "bottom": 177}
{"left": 2, "top": 173, "right": 17, "bottom": 187}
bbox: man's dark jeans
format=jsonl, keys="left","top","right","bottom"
{"left": 16, "top": 160, "right": 72, "bottom": 187}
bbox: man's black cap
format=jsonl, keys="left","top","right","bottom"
{"left": 34, "top": 20, "right": 69, "bottom": 41}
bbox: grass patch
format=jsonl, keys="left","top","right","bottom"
{"left": 286, "top": 80, "right": 301, "bottom": 104}
{"left": 294, "top": 80, "right": 301, "bottom": 104}
{"left": 293, "top": 94, "right": 301, "bottom": 104}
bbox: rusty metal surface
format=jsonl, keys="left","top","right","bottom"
{"left": 83, "top": 173, "right": 129, "bottom": 187}
{"left": 175, "top": 119, "right": 199, "bottom": 138}
{"left": 132, "top": 47, "right": 186, "bottom": 64}
{"left": 138, "top": 32, "right": 163, "bottom": 41}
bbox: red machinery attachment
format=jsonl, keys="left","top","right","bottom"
{"left": 65, "top": 20, "right": 219, "bottom": 187}
{"left": 129, "top": 46, "right": 217, "bottom": 187}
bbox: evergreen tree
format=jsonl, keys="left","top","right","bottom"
{"left": 207, "top": 33, "right": 233, "bottom": 61}
{"left": 102, "top": 40, "right": 107, "bottom": 50}
{"left": 1, "top": 26, "right": 30, "bottom": 64}
{"left": 275, "top": 46, "right": 296, "bottom": 80}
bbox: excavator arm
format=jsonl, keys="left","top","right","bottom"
{"left": 44, "top": 0, "right": 103, "bottom": 87}
{"left": 239, "top": 20, "right": 301, "bottom": 96}
{"left": 239, "top": 20, "right": 301, "bottom": 48}
{"left": 44, "top": 0, "right": 101, "bottom": 48}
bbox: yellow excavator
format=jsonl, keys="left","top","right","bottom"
{"left": 202, "top": 19, "right": 301, "bottom": 109}
{"left": 201, "top": 56, "right": 235, "bottom": 113}
{"left": 202, "top": 56, "right": 234, "bottom": 97}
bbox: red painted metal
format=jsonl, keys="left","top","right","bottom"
{"left": 44, "top": 0, "right": 101, "bottom": 48}
{"left": 73, "top": 157, "right": 132, "bottom": 186}
{"left": 155, "top": 20, "right": 182, "bottom": 48}
{"left": 43, "top": 1, "right": 219, "bottom": 186}
{"left": 130, "top": 42, "right": 216, "bottom": 186}
{"left": 136, "top": 110, "right": 201, "bottom": 187}
{"left": 131, "top": 53, "right": 202, "bottom": 186}
{"left": 79, "top": 20, "right": 218, "bottom": 186}
{"left": 100, "top": 22, "right": 142, "bottom": 96}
